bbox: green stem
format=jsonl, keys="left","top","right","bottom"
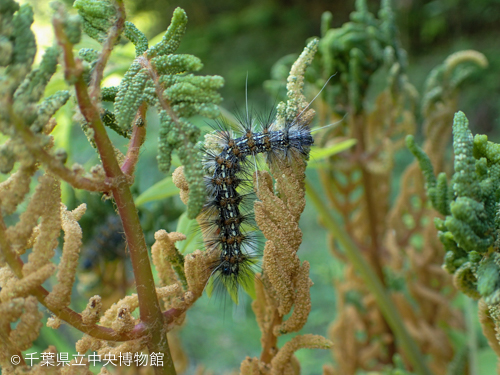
{"left": 465, "top": 296, "right": 478, "bottom": 375}
{"left": 305, "top": 180, "right": 433, "bottom": 375}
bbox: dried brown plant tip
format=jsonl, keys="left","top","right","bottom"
{"left": 45, "top": 203, "right": 86, "bottom": 309}
{"left": 478, "top": 299, "right": 500, "bottom": 357}
{"left": 172, "top": 165, "right": 190, "bottom": 205}
{"left": 6, "top": 172, "right": 61, "bottom": 257}
{"left": 0, "top": 161, "right": 38, "bottom": 215}
{"left": 273, "top": 261, "right": 312, "bottom": 336}
{"left": 159, "top": 169, "right": 222, "bottom": 313}
{"left": 240, "top": 356, "right": 271, "bottom": 375}
{"left": 254, "top": 159, "right": 309, "bottom": 320}
{"left": 111, "top": 305, "right": 135, "bottom": 333}
{"left": 22, "top": 173, "right": 61, "bottom": 277}
{"left": 82, "top": 295, "right": 103, "bottom": 325}
{"left": 0, "top": 296, "right": 45, "bottom": 371}
{"left": 9, "top": 296, "right": 43, "bottom": 351}
{"left": 183, "top": 249, "right": 218, "bottom": 300}
{"left": 0, "top": 263, "right": 55, "bottom": 302}
{"left": 250, "top": 155, "right": 331, "bottom": 368}
{"left": 152, "top": 229, "right": 187, "bottom": 290}
{"left": 270, "top": 334, "right": 331, "bottom": 375}
{"left": 157, "top": 284, "right": 184, "bottom": 310}
{"left": 47, "top": 315, "right": 62, "bottom": 329}
{"left": 239, "top": 335, "right": 331, "bottom": 375}
{"left": 0, "top": 300, "right": 25, "bottom": 366}
{"left": 100, "top": 294, "right": 139, "bottom": 328}
{"left": 76, "top": 334, "right": 102, "bottom": 354}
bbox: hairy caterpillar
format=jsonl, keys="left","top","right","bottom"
{"left": 78, "top": 215, "right": 129, "bottom": 296}
{"left": 81, "top": 215, "right": 126, "bottom": 271}
{"left": 200, "top": 106, "right": 314, "bottom": 300}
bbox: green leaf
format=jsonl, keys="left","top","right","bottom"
{"left": 205, "top": 275, "right": 216, "bottom": 299}
{"left": 308, "top": 139, "right": 357, "bottom": 168}
{"left": 241, "top": 271, "right": 257, "bottom": 300}
{"left": 175, "top": 212, "right": 201, "bottom": 254}
{"left": 134, "top": 176, "right": 179, "bottom": 206}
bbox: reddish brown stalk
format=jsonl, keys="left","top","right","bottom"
{"left": 260, "top": 309, "right": 284, "bottom": 363}
{"left": 10, "top": 115, "right": 112, "bottom": 192}
{"left": 88, "top": 0, "right": 126, "bottom": 101}
{"left": 53, "top": 8, "right": 176, "bottom": 375}
{"left": 137, "top": 56, "right": 183, "bottom": 132}
{"left": 121, "top": 104, "right": 147, "bottom": 176}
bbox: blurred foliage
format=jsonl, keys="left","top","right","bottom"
{"left": 2, "top": 0, "right": 500, "bottom": 374}
{"left": 116, "top": 0, "right": 500, "bottom": 120}
{"left": 265, "top": 0, "right": 494, "bottom": 374}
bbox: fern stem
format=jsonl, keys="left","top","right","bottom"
{"left": 121, "top": 103, "right": 147, "bottom": 176}
{"left": 54, "top": 9, "right": 176, "bottom": 375}
{"left": 305, "top": 180, "right": 433, "bottom": 375}
{"left": 88, "top": 0, "right": 125, "bottom": 101}
{"left": 9, "top": 117, "right": 112, "bottom": 191}
{"left": 260, "top": 309, "right": 284, "bottom": 363}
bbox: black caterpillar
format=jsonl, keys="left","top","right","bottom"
{"left": 200, "top": 110, "right": 314, "bottom": 299}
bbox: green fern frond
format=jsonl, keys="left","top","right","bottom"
{"left": 412, "top": 111, "right": 500, "bottom": 301}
